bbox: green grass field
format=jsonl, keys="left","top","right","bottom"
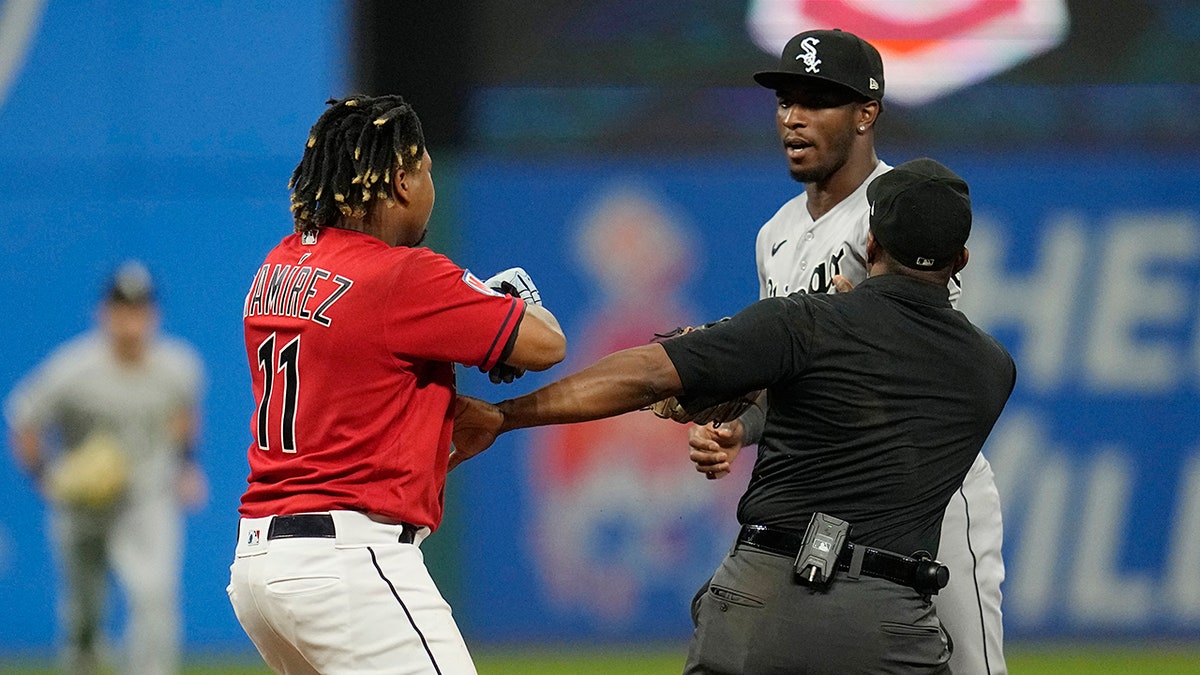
{"left": 467, "top": 645, "right": 1200, "bottom": 674}
{"left": 4, "top": 643, "right": 1200, "bottom": 674}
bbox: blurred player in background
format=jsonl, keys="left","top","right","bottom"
{"left": 6, "top": 260, "right": 206, "bottom": 675}
{"left": 227, "top": 94, "right": 565, "bottom": 674}
{"left": 687, "top": 29, "right": 1008, "bottom": 673}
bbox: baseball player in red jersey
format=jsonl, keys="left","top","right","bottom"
{"left": 227, "top": 95, "right": 566, "bottom": 674}
{"left": 689, "top": 31, "right": 1007, "bottom": 674}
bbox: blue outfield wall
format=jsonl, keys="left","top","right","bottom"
{"left": 449, "top": 154, "right": 1200, "bottom": 644}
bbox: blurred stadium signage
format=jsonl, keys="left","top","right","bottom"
{"left": 962, "top": 199, "right": 1200, "bottom": 634}
{"left": 747, "top": 0, "right": 1071, "bottom": 105}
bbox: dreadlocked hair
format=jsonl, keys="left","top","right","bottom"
{"left": 288, "top": 95, "right": 426, "bottom": 233}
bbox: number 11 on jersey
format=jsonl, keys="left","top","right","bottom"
{"left": 256, "top": 332, "right": 300, "bottom": 453}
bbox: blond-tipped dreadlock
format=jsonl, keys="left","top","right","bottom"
{"left": 289, "top": 95, "right": 426, "bottom": 233}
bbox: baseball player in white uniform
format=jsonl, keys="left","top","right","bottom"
{"left": 6, "top": 260, "right": 205, "bottom": 675}
{"left": 690, "top": 30, "right": 1006, "bottom": 674}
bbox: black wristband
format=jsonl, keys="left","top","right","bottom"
{"left": 739, "top": 397, "right": 767, "bottom": 446}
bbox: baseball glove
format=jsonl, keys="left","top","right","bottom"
{"left": 46, "top": 431, "right": 129, "bottom": 508}
{"left": 482, "top": 267, "right": 542, "bottom": 384}
{"left": 484, "top": 267, "right": 541, "bottom": 306}
{"left": 645, "top": 319, "right": 763, "bottom": 426}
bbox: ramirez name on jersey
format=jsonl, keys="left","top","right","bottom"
{"left": 243, "top": 262, "right": 352, "bottom": 327}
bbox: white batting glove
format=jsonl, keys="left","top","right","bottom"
{"left": 484, "top": 267, "right": 542, "bottom": 305}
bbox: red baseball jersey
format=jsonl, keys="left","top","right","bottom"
{"left": 238, "top": 227, "right": 523, "bottom": 529}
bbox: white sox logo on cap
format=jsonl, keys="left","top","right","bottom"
{"left": 797, "top": 36, "right": 821, "bottom": 73}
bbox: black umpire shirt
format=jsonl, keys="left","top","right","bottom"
{"left": 660, "top": 274, "right": 1016, "bottom": 558}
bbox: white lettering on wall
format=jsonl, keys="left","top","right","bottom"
{"left": 1070, "top": 448, "right": 1153, "bottom": 624}
{"left": 1166, "top": 450, "right": 1200, "bottom": 622}
{"left": 985, "top": 412, "right": 1200, "bottom": 629}
{"left": 961, "top": 214, "right": 1086, "bottom": 392}
{"left": 988, "top": 411, "right": 1068, "bottom": 622}
{"left": 962, "top": 211, "right": 1199, "bottom": 392}
{"left": 1085, "top": 214, "right": 1196, "bottom": 392}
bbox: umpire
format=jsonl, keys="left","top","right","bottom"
{"left": 676, "top": 158, "right": 1015, "bottom": 674}
{"left": 451, "top": 157, "right": 1016, "bottom": 673}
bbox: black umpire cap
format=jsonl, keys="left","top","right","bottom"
{"left": 753, "top": 28, "right": 884, "bottom": 101}
{"left": 868, "top": 159, "right": 972, "bottom": 271}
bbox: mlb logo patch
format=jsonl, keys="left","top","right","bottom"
{"left": 246, "top": 529, "right": 261, "bottom": 546}
{"left": 462, "top": 270, "right": 504, "bottom": 297}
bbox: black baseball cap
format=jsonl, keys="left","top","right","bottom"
{"left": 106, "top": 260, "right": 156, "bottom": 305}
{"left": 868, "top": 159, "right": 971, "bottom": 271}
{"left": 753, "top": 29, "right": 884, "bottom": 101}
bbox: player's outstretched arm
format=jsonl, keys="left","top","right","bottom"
{"left": 449, "top": 343, "right": 683, "bottom": 471}
{"left": 501, "top": 343, "right": 682, "bottom": 429}
{"left": 10, "top": 424, "right": 47, "bottom": 489}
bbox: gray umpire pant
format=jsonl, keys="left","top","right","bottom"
{"left": 684, "top": 545, "right": 951, "bottom": 675}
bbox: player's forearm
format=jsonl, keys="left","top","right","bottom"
{"left": 12, "top": 426, "right": 45, "bottom": 479}
{"left": 170, "top": 407, "right": 203, "bottom": 462}
{"left": 498, "top": 344, "right": 681, "bottom": 431}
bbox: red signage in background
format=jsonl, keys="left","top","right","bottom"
{"left": 747, "top": 0, "right": 1070, "bottom": 106}
{"left": 526, "top": 184, "right": 749, "bottom": 627}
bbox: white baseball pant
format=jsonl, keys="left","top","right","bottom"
{"left": 228, "top": 511, "right": 475, "bottom": 675}
{"left": 937, "top": 452, "right": 1007, "bottom": 675}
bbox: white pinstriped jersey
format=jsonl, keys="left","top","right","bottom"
{"left": 755, "top": 160, "right": 961, "bottom": 305}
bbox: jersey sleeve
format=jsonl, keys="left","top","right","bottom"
{"left": 4, "top": 338, "right": 85, "bottom": 431}
{"left": 755, "top": 222, "right": 771, "bottom": 300}
{"left": 385, "top": 249, "right": 524, "bottom": 370}
{"left": 659, "top": 296, "right": 815, "bottom": 412}
{"left": 161, "top": 338, "right": 205, "bottom": 410}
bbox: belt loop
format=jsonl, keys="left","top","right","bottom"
{"left": 847, "top": 543, "right": 867, "bottom": 580}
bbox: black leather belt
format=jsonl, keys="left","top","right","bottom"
{"left": 266, "top": 513, "right": 418, "bottom": 544}
{"left": 736, "top": 524, "right": 948, "bottom": 594}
